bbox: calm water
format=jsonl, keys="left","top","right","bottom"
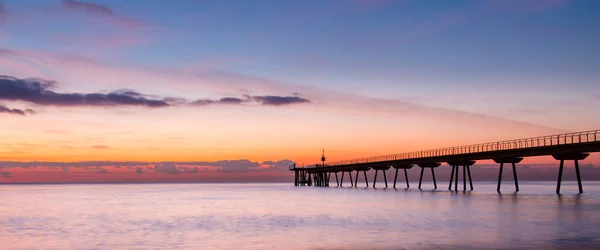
{"left": 1, "top": 182, "right": 600, "bottom": 250}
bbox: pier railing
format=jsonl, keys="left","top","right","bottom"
{"left": 324, "top": 129, "right": 600, "bottom": 166}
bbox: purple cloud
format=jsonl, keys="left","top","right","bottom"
{"left": 0, "top": 105, "right": 34, "bottom": 116}
{"left": 251, "top": 95, "right": 311, "bottom": 106}
{"left": 262, "top": 160, "right": 295, "bottom": 172}
{"left": 191, "top": 160, "right": 262, "bottom": 173}
{"left": 59, "top": 0, "right": 142, "bottom": 30}
{"left": 0, "top": 75, "right": 312, "bottom": 112}
{"left": 153, "top": 163, "right": 181, "bottom": 174}
{"left": 61, "top": 0, "right": 113, "bottom": 16}
{"left": 0, "top": 75, "right": 172, "bottom": 108}
{"left": 191, "top": 95, "right": 311, "bottom": 107}
{"left": 218, "top": 97, "right": 245, "bottom": 105}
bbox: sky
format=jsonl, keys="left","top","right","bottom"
{"left": 0, "top": 0, "right": 599, "bottom": 182}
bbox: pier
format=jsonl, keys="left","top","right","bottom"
{"left": 290, "top": 129, "right": 600, "bottom": 194}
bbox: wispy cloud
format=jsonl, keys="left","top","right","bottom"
{"left": 0, "top": 75, "right": 313, "bottom": 113}
{"left": 61, "top": 0, "right": 113, "bottom": 16}
{"left": 0, "top": 159, "right": 295, "bottom": 174}
{"left": 252, "top": 95, "right": 311, "bottom": 106}
{"left": 0, "top": 48, "right": 563, "bottom": 135}
{"left": 192, "top": 95, "right": 311, "bottom": 106}
{"left": 59, "top": 0, "right": 140, "bottom": 28}
{"left": 0, "top": 75, "right": 173, "bottom": 108}
{"left": 0, "top": 105, "right": 34, "bottom": 116}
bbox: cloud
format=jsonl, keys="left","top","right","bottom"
{"left": 91, "top": 145, "right": 111, "bottom": 150}
{"left": 251, "top": 95, "right": 311, "bottom": 106}
{"left": 61, "top": 0, "right": 113, "bottom": 17}
{"left": 0, "top": 75, "right": 312, "bottom": 112}
{"left": 0, "top": 160, "right": 288, "bottom": 174}
{"left": 163, "top": 160, "right": 263, "bottom": 172}
{"left": 59, "top": 0, "right": 141, "bottom": 29}
{"left": 218, "top": 97, "right": 245, "bottom": 105}
{"left": 0, "top": 48, "right": 15, "bottom": 55}
{"left": 0, "top": 50, "right": 564, "bottom": 135}
{"left": 0, "top": 105, "right": 34, "bottom": 116}
{"left": 177, "top": 166, "right": 200, "bottom": 174}
{"left": 262, "top": 160, "right": 295, "bottom": 171}
{"left": 183, "top": 167, "right": 199, "bottom": 173}
{"left": 0, "top": 75, "right": 172, "bottom": 108}
{"left": 167, "top": 160, "right": 261, "bottom": 173}
{"left": 191, "top": 95, "right": 311, "bottom": 106}
{"left": 0, "top": 172, "right": 11, "bottom": 177}
{"left": 153, "top": 163, "right": 181, "bottom": 174}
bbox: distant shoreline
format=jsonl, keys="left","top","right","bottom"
{"left": 2, "top": 180, "right": 600, "bottom": 185}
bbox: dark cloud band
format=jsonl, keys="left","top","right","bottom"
{"left": 192, "top": 95, "right": 311, "bottom": 106}
{"left": 0, "top": 105, "right": 34, "bottom": 116}
{"left": 252, "top": 95, "right": 311, "bottom": 106}
{"left": 61, "top": 0, "right": 114, "bottom": 16}
{"left": 0, "top": 75, "right": 311, "bottom": 114}
{"left": 0, "top": 75, "right": 172, "bottom": 108}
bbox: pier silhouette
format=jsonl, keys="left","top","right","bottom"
{"left": 290, "top": 130, "right": 600, "bottom": 194}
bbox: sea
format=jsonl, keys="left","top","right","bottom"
{"left": 1, "top": 182, "right": 600, "bottom": 250}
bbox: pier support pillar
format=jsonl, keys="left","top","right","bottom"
{"left": 393, "top": 168, "right": 398, "bottom": 188}
{"left": 447, "top": 161, "right": 476, "bottom": 191}
{"left": 294, "top": 171, "right": 299, "bottom": 186}
{"left": 493, "top": 157, "right": 522, "bottom": 193}
{"left": 553, "top": 153, "right": 588, "bottom": 194}
{"left": 340, "top": 170, "right": 354, "bottom": 187}
{"left": 335, "top": 172, "right": 339, "bottom": 187}
{"left": 417, "top": 163, "right": 441, "bottom": 190}
{"left": 449, "top": 165, "right": 456, "bottom": 191}
{"left": 348, "top": 171, "right": 354, "bottom": 187}
{"left": 352, "top": 168, "right": 371, "bottom": 188}
{"left": 404, "top": 168, "right": 410, "bottom": 188}
{"left": 372, "top": 166, "right": 390, "bottom": 188}
{"left": 373, "top": 169, "right": 378, "bottom": 187}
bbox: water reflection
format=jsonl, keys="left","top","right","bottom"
{"left": 0, "top": 182, "right": 599, "bottom": 249}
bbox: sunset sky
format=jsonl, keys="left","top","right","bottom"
{"left": 1, "top": 0, "right": 599, "bottom": 182}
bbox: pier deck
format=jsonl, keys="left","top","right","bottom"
{"left": 290, "top": 130, "right": 600, "bottom": 194}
